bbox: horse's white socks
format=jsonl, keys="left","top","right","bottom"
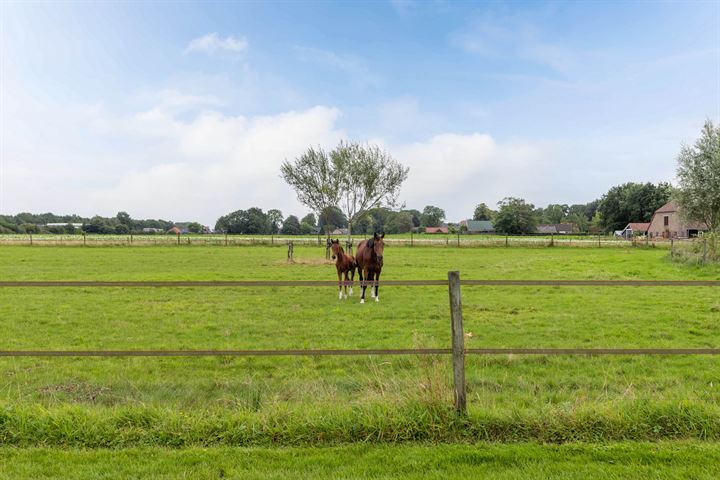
{"left": 375, "top": 296, "right": 379, "bottom": 302}
{"left": 349, "top": 287, "right": 353, "bottom": 296}
{"left": 360, "top": 298, "right": 365, "bottom": 304}
{"left": 338, "top": 291, "right": 343, "bottom": 300}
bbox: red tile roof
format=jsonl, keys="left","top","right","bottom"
{"left": 625, "top": 223, "right": 650, "bottom": 232}
{"left": 654, "top": 201, "right": 678, "bottom": 214}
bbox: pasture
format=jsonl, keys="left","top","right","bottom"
{"left": 2, "top": 244, "right": 720, "bottom": 476}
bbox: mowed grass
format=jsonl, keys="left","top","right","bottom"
{"left": 3, "top": 442, "right": 720, "bottom": 479}
{"left": 1, "top": 245, "right": 720, "bottom": 446}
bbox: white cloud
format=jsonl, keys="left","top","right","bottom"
{"left": 185, "top": 33, "right": 248, "bottom": 55}
{"left": 391, "top": 133, "right": 546, "bottom": 215}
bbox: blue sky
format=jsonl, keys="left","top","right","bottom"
{"left": 1, "top": 0, "right": 718, "bottom": 225}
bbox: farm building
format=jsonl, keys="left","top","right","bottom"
{"left": 425, "top": 227, "right": 449, "bottom": 234}
{"left": 536, "top": 223, "right": 579, "bottom": 234}
{"left": 167, "top": 226, "right": 182, "bottom": 235}
{"left": 618, "top": 223, "right": 650, "bottom": 238}
{"left": 647, "top": 201, "right": 708, "bottom": 239}
{"left": 459, "top": 220, "right": 495, "bottom": 234}
{"left": 330, "top": 228, "right": 349, "bottom": 236}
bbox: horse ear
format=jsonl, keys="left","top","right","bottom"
{"left": 381, "top": 232, "right": 385, "bottom": 238}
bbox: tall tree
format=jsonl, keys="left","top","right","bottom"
{"left": 282, "top": 141, "right": 409, "bottom": 241}
{"left": 473, "top": 203, "right": 495, "bottom": 221}
{"left": 281, "top": 215, "right": 301, "bottom": 235}
{"left": 676, "top": 120, "right": 720, "bottom": 232}
{"left": 494, "top": 198, "right": 537, "bottom": 235}
{"left": 300, "top": 213, "right": 316, "bottom": 227}
{"left": 267, "top": 209, "right": 283, "bottom": 234}
{"left": 421, "top": 205, "right": 446, "bottom": 227}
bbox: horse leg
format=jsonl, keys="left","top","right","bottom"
{"left": 375, "top": 269, "right": 381, "bottom": 302}
{"left": 343, "top": 271, "right": 349, "bottom": 299}
{"left": 370, "top": 269, "right": 376, "bottom": 298}
{"left": 337, "top": 270, "right": 343, "bottom": 300}
{"left": 360, "top": 267, "right": 369, "bottom": 304}
{"left": 349, "top": 266, "right": 355, "bottom": 296}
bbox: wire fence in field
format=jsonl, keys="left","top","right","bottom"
{"left": 0, "top": 232, "right": 696, "bottom": 250}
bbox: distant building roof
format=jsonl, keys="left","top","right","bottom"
{"left": 425, "top": 227, "right": 449, "bottom": 234}
{"left": 537, "top": 224, "right": 558, "bottom": 234}
{"left": 168, "top": 226, "right": 182, "bottom": 234}
{"left": 465, "top": 220, "right": 494, "bottom": 233}
{"left": 623, "top": 223, "right": 650, "bottom": 233}
{"left": 654, "top": 201, "right": 679, "bottom": 214}
{"left": 555, "top": 223, "right": 577, "bottom": 233}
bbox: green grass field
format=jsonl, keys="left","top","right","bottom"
{"left": 1, "top": 245, "right": 719, "bottom": 476}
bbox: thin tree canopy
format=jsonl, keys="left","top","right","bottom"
{"left": 281, "top": 141, "right": 409, "bottom": 239}
{"left": 676, "top": 120, "right": 720, "bottom": 232}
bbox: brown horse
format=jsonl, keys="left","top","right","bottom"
{"left": 330, "top": 239, "right": 356, "bottom": 299}
{"left": 355, "top": 232, "right": 385, "bottom": 303}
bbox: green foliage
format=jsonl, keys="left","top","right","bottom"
{"left": 266, "top": 209, "right": 283, "bottom": 235}
{"left": 676, "top": 120, "right": 720, "bottom": 232}
{"left": 317, "top": 206, "right": 347, "bottom": 233}
{"left": 300, "top": 213, "right": 316, "bottom": 227}
{"left": 215, "top": 208, "right": 271, "bottom": 234}
{"left": 421, "top": 205, "right": 445, "bottom": 227}
{"left": 472, "top": 203, "right": 495, "bottom": 221}
{"left": 597, "top": 182, "right": 673, "bottom": 233}
{"left": 281, "top": 215, "right": 301, "bottom": 235}
{"left": 494, "top": 197, "right": 537, "bottom": 234}
{"left": 386, "top": 211, "right": 414, "bottom": 234}
{"left": 187, "top": 222, "right": 203, "bottom": 234}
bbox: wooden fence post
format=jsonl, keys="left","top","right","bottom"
{"left": 671, "top": 238, "right": 674, "bottom": 259}
{"left": 29, "top": 233, "right": 32, "bottom": 246}
{"left": 505, "top": 235, "right": 509, "bottom": 247}
{"left": 448, "top": 271, "right": 466, "bottom": 414}
{"left": 177, "top": 233, "right": 180, "bottom": 245}
{"left": 83, "top": 233, "right": 86, "bottom": 246}
{"left": 703, "top": 238, "right": 708, "bottom": 265}
{"left": 598, "top": 234, "right": 601, "bottom": 248}
{"left": 225, "top": 233, "right": 228, "bottom": 246}
{"left": 287, "top": 242, "right": 294, "bottom": 262}
{"left": 411, "top": 231, "right": 414, "bottom": 247}
{"left": 457, "top": 231, "right": 460, "bottom": 247}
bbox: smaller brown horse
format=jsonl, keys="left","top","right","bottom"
{"left": 355, "top": 232, "right": 385, "bottom": 303}
{"left": 330, "top": 239, "right": 356, "bottom": 299}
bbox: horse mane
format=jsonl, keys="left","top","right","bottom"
{"left": 367, "top": 239, "right": 374, "bottom": 249}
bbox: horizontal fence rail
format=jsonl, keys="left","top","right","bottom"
{"left": 1, "top": 279, "right": 719, "bottom": 287}
{"left": 2, "top": 348, "right": 720, "bottom": 357}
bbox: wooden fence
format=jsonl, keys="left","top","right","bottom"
{"left": 0, "top": 233, "right": 690, "bottom": 249}
{"left": 2, "top": 275, "right": 720, "bottom": 413}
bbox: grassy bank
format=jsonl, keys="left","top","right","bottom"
{"left": 3, "top": 442, "right": 720, "bottom": 479}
